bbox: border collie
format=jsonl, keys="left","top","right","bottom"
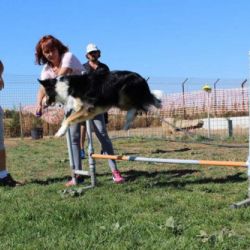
{"left": 38, "top": 70, "right": 162, "bottom": 137}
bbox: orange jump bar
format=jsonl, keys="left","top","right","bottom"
{"left": 91, "top": 154, "right": 247, "bottom": 168}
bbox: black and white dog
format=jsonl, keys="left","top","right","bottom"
{"left": 38, "top": 70, "right": 162, "bottom": 137}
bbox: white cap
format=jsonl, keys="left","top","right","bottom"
{"left": 86, "top": 43, "right": 100, "bottom": 54}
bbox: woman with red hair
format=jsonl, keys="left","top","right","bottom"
{"left": 35, "top": 35, "right": 84, "bottom": 187}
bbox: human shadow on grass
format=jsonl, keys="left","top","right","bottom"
{"left": 30, "top": 174, "right": 104, "bottom": 186}
{"left": 27, "top": 169, "right": 246, "bottom": 187}
{"left": 29, "top": 175, "right": 72, "bottom": 185}
{"left": 29, "top": 173, "right": 113, "bottom": 186}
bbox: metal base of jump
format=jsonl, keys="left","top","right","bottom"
{"left": 230, "top": 198, "right": 250, "bottom": 209}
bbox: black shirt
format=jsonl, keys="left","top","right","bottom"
{"left": 83, "top": 62, "right": 110, "bottom": 74}
{"left": 82, "top": 61, "right": 110, "bottom": 124}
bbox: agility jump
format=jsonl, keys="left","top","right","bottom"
{"left": 35, "top": 60, "right": 250, "bottom": 208}
{"left": 91, "top": 153, "right": 247, "bottom": 168}
{"left": 69, "top": 117, "right": 250, "bottom": 209}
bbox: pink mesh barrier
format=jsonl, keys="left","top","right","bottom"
{"left": 109, "top": 88, "right": 249, "bottom": 117}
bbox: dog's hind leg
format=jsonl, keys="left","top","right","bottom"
{"left": 123, "top": 108, "right": 137, "bottom": 130}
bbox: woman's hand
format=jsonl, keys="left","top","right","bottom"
{"left": 35, "top": 103, "right": 43, "bottom": 117}
{"left": 0, "top": 76, "right": 4, "bottom": 90}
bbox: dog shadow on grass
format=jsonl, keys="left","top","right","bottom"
{"left": 122, "top": 169, "right": 246, "bottom": 188}
{"left": 150, "top": 147, "right": 191, "bottom": 154}
{"left": 158, "top": 172, "right": 246, "bottom": 188}
{"left": 124, "top": 169, "right": 197, "bottom": 183}
{"left": 121, "top": 147, "right": 191, "bottom": 156}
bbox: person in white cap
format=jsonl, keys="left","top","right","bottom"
{"left": 82, "top": 43, "right": 109, "bottom": 138}
{"left": 83, "top": 43, "right": 110, "bottom": 73}
{"left": 80, "top": 43, "right": 109, "bottom": 159}
{"left": 80, "top": 43, "right": 124, "bottom": 183}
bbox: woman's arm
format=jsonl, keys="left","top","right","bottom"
{"left": 36, "top": 86, "right": 46, "bottom": 106}
{"left": 36, "top": 86, "right": 46, "bottom": 115}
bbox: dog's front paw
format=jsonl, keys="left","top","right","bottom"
{"left": 55, "top": 125, "right": 68, "bottom": 137}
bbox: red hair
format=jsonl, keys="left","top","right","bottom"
{"left": 35, "top": 35, "right": 68, "bottom": 65}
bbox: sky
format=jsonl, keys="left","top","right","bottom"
{"left": 0, "top": 0, "right": 250, "bottom": 99}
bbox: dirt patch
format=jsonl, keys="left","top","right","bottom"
{"left": 4, "top": 138, "right": 21, "bottom": 147}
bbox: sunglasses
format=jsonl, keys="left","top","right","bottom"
{"left": 88, "top": 51, "right": 99, "bottom": 56}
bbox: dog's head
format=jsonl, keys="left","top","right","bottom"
{"left": 38, "top": 78, "right": 57, "bottom": 106}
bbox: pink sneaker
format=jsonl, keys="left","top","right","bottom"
{"left": 65, "top": 175, "right": 84, "bottom": 187}
{"left": 65, "top": 178, "right": 77, "bottom": 187}
{"left": 112, "top": 170, "right": 124, "bottom": 184}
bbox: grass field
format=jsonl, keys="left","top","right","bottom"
{"left": 1, "top": 136, "right": 250, "bottom": 249}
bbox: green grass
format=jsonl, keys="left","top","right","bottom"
{"left": 1, "top": 137, "right": 250, "bottom": 249}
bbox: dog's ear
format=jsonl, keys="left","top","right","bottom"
{"left": 38, "top": 78, "right": 56, "bottom": 88}
{"left": 38, "top": 79, "right": 48, "bottom": 87}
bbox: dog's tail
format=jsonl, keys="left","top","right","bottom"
{"left": 151, "top": 89, "right": 164, "bottom": 109}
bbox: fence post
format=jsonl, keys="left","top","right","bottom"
{"left": 181, "top": 78, "right": 188, "bottom": 119}
{"left": 241, "top": 79, "right": 247, "bottom": 111}
{"left": 203, "top": 84, "right": 212, "bottom": 139}
{"left": 19, "top": 103, "right": 23, "bottom": 139}
{"left": 213, "top": 78, "right": 220, "bottom": 116}
{"left": 227, "top": 119, "right": 233, "bottom": 137}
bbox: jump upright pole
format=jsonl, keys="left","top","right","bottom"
{"left": 230, "top": 52, "right": 250, "bottom": 208}
{"left": 66, "top": 129, "right": 76, "bottom": 183}
{"left": 85, "top": 120, "right": 97, "bottom": 187}
{"left": 69, "top": 120, "right": 97, "bottom": 189}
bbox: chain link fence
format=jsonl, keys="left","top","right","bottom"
{"left": 1, "top": 74, "right": 249, "bottom": 142}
